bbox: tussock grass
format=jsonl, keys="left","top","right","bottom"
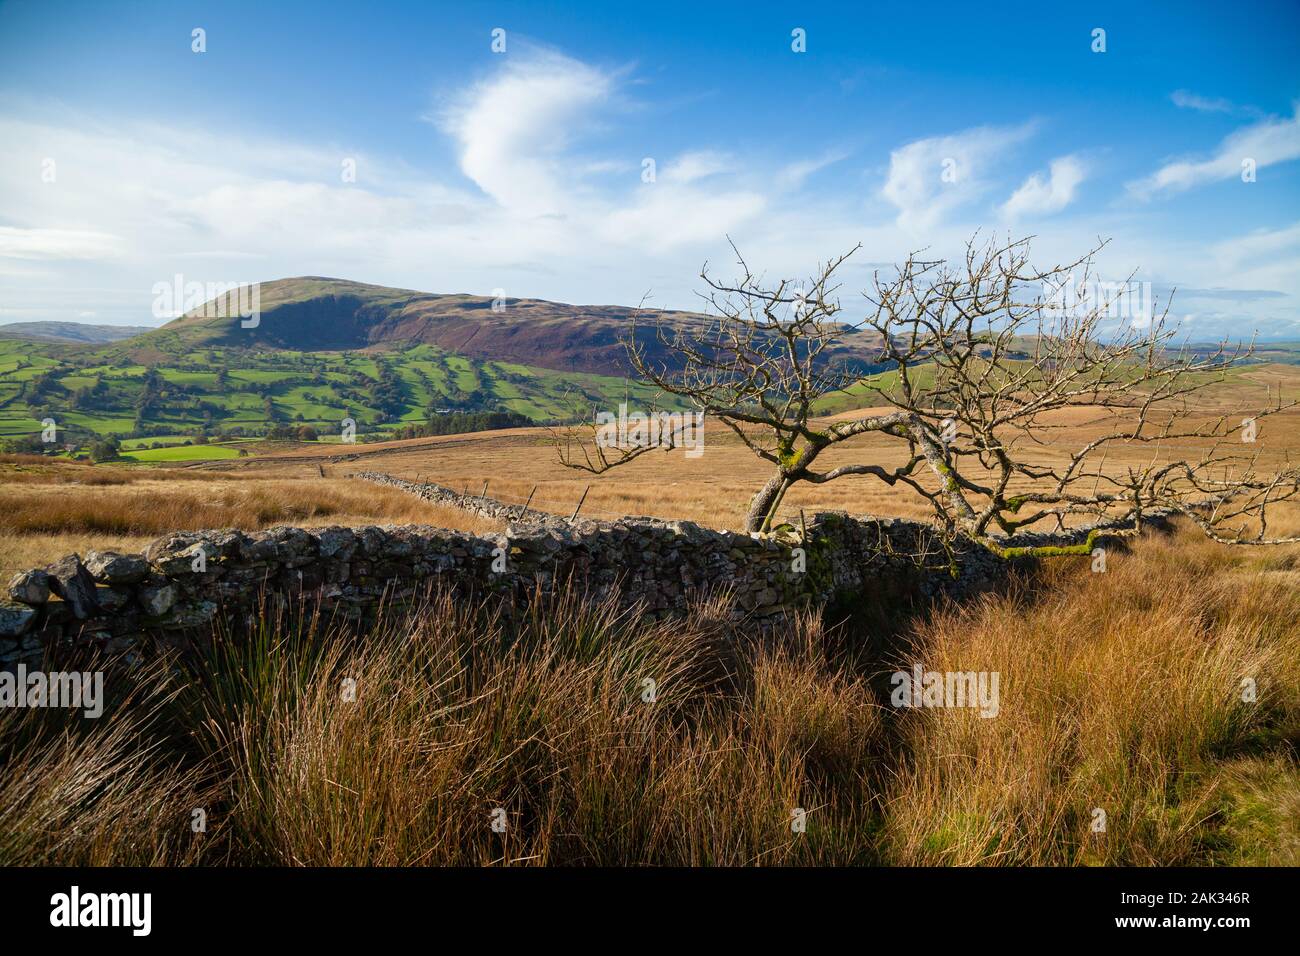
{"left": 0, "top": 480, "right": 494, "bottom": 536}
{"left": 0, "top": 654, "right": 209, "bottom": 866}
{"left": 0, "top": 522, "right": 1295, "bottom": 867}
{"left": 882, "top": 527, "right": 1300, "bottom": 866}
{"left": 173, "top": 587, "right": 881, "bottom": 865}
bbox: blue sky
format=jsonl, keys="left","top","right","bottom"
{"left": 1, "top": 0, "right": 1298, "bottom": 339}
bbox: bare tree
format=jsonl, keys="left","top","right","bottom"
{"left": 555, "top": 235, "right": 1300, "bottom": 549}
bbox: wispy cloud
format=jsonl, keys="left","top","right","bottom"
{"left": 1129, "top": 105, "right": 1300, "bottom": 198}
{"left": 1170, "top": 89, "right": 1264, "bottom": 119}
{"left": 661, "top": 150, "right": 732, "bottom": 184}
{"left": 439, "top": 48, "right": 615, "bottom": 216}
{"left": 0, "top": 226, "right": 124, "bottom": 260}
{"left": 1173, "top": 286, "right": 1287, "bottom": 301}
{"left": 776, "top": 150, "right": 849, "bottom": 190}
{"left": 1171, "top": 89, "right": 1237, "bottom": 114}
{"left": 1210, "top": 221, "right": 1300, "bottom": 269}
{"left": 1001, "top": 155, "right": 1086, "bottom": 220}
{"left": 881, "top": 123, "right": 1035, "bottom": 231}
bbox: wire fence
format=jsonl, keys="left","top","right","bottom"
{"left": 4, "top": 447, "right": 1283, "bottom": 575}
{"left": 0, "top": 483, "right": 685, "bottom": 575}
{"left": 395, "top": 476, "right": 826, "bottom": 532}
{"left": 413, "top": 477, "right": 662, "bottom": 522}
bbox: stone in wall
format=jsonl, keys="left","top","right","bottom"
{"left": 0, "top": 472, "right": 1165, "bottom": 670}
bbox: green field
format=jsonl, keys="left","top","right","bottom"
{"left": 6, "top": 323, "right": 1283, "bottom": 448}
{"left": 0, "top": 338, "right": 674, "bottom": 445}
{"left": 117, "top": 442, "right": 252, "bottom": 462}
{"left": 809, "top": 356, "right": 1272, "bottom": 416}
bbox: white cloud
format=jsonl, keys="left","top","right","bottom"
{"left": 1129, "top": 105, "right": 1300, "bottom": 198}
{"left": 1001, "top": 155, "right": 1086, "bottom": 220}
{"left": 431, "top": 51, "right": 765, "bottom": 251}
{"left": 661, "top": 151, "right": 731, "bottom": 184}
{"left": 439, "top": 49, "right": 614, "bottom": 216}
{"left": 600, "top": 185, "right": 765, "bottom": 251}
{"left": 881, "top": 123, "right": 1034, "bottom": 231}
{"left": 1205, "top": 224, "right": 1300, "bottom": 308}
{"left": 1170, "top": 90, "right": 1236, "bottom": 114}
{"left": 1211, "top": 221, "right": 1300, "bottom": 269}
{"left": 0, "top": 226, "right": 124, "bottom": 260}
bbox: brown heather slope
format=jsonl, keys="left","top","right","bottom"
{"left": 118, "top": 276, "right": 885, "bottom": 376}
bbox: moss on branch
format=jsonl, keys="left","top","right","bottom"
{"left": 980, "top": 528, "right": 1102, "bottom": 560}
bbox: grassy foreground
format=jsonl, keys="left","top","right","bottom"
{"left": 1, "top": 522, "right": 1296, "bottom": 866}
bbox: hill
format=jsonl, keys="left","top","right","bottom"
{"left": 0, "top": 334, "right": 673, "bottom": 451}
{"left": 127, "top": 276, "right": 883, "bottom": 377}
{"left": 2, "top": 275, "right": 1291, "bottom": 454}
{"left": 0, "top": 277, "right": 730, "bottom": 449}
{"left": 0, "top": 276, "right": 890, "bottom": 452}
{"left": 135, "top": 277, "right": 683, "bottom": 376}
{"left": 0, "top": 321, "right": 155, "bottom": 344}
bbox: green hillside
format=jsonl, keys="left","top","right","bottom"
{"left": 0, "top": 337, "right": 673, "bottom": 452}
{"left": 0, "top": 274, "right": 883, "bottom": 456}
{"left": 4, "top": 272, "right": 1291, "bottom": 457}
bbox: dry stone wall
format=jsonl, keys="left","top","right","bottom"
{"left": 0, "top": 473, "right": 1140, "bottom": 670}
{"left": 355, "top": 471, "right": 564, "bottom": 525}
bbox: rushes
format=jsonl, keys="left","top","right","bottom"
{"left": 881, "top": 531, "right": 1300, "bottom": 866}
{"left": 178, "top": 587, "right": 881, "bottom": 865}
{"left": 0, "top": 654, "right": 208, "bottom": 866}
{"left": 0, "top": 523, "right": 1296, "bottom": 866}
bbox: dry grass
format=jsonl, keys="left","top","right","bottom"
{"left": 2, "top": 586, "right": 885, "bottom": 866}
{"left": 188, "top": 587, "right": 884, "bottom": 866}
{"left": 0, "top": 654, "right": 209, "bottom": 866}
{"left": 0, "top": 474, "right": 500, "bottom": 571}
{"left": 187, "top": 364, "right": 1300, "bottom": 531}
{"left": 0, "top": 454, "right": 239, "bottom": 486}
{"left": 2, "top": 521, "right": 1295, "bottom": 866}
{"left": 1, "top": 369, "right": 1297, "bottom": 866}
{"left": 883, "top": 526, "right": 1300, "bottom": 865}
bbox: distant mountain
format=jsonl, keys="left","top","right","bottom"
{"left": 123, "top": 276, "right": 883, "bottom": 376}
{"left": 0, "top": 321, "right": 155, "bottom": 344}
{"left": 0, "top": 277, "right": 888, "bottom": 447}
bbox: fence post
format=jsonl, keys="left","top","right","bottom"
{"left": 518, "top": 485, "right": 537, "bottom": 520}
{"left": 570, "top": 485, "right": 590, "bottom": 521}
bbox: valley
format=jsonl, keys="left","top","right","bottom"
{"left": 2, "top": 275, "right": 1295, "bottom": 462}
